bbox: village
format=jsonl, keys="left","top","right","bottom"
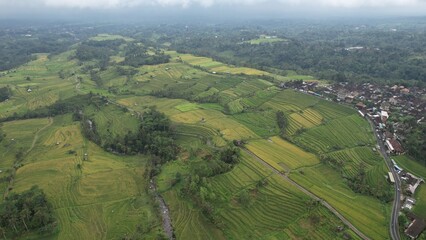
{"left": 281, "top": 80, "right": 426, "bottom": 239}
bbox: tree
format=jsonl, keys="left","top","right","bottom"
{"left": 0, "top": 186, "right": 56, "bottom": 236}
{"left": 276, "top": 111, "right": 287, "bottom": 134}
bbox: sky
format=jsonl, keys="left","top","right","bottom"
{"left": 0, "top": 0, "right": 425, "bottom": 20}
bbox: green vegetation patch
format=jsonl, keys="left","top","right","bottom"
{"left": 413, "top": 185, "right": 426, "bottom": 219}
{"left": 295, "top": 114, "right": 374, "bottom": 153}
{"left": 175, "top": 103, "right": 200, "bottom": 112}
{"left": 247, "top": 136, "right": 320, "bottom": 171}
{"left": 10, "top": 116, "right": 161, "bottom": 239}
{"left": 245, "top": 35, "right": 287, "bottom": 45}
{"left": 290, "top": 164, "right": 389, "bottom": 240}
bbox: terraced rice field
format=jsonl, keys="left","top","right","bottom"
{"left": 295, "top": 114, "right": 374, "bottom": 153}
{"left": 175, "top": 53, "right": 267, "bottom": 76}
{"left": 170, "top": 109, "right": 259, "bottom": 140}
{"left": 232, "top": 111, "right": 279, "bottom": 138}
{"left": 8, "top": 116, "right": 160, "bottom": 240}
{"left": 263, "top": 90, "right": 319, "bottom": 111}
{"left": 0, "top": 118, "right": 52, "bottom": 200}
{"left": 290, "top": 165, "right": 390, "bottom": 240}
{"left": 246, "top": 136, "right": 320, "bottom": 171}
{"left": 158, "top": 150, "right": 361, "bottom": 240}
{"left": 86, "top": 104, "right": 140, "bottom": 139}
{"left": 227, "top": 99, "right": 244, "bottom": 114}
{"left": 173, "top": 123, "right": 227, "bottom": 147}
{"left": 115, "top": 60, "right": 388, "bottom": 239}
{"left": 0, "top": 53, "right": 78, "bottom": 118}
{"left": 311, "top": 100, "right": 354, "bottom": 120}
{"left": 326, "top": 146, "right": 383, "bottom": 178}
{"left": 164, "top": 190, "right": 226, "bottom": 240}
{"left": 118, "top": 95, "right": 188, "bottom": 116}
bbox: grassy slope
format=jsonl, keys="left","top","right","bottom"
{"left": 0, "top": 53, "right": 77, "bottom": 119}
{"left": 116, "top": 68, "right": 390, "bottom": 239}
{"left": 290, "top": 165, "right": 390, "bottom": 239}
{"left": 246, "top": 136, "right": 319, "bottom": 171}
{"left": 7, "top": 115, "right": 160, "bottom": 240}
{"left": 157, "top": 145, "right": 362, "bottom": 240}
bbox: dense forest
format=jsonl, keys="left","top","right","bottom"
{"left": 0, "top": 27, "right": 80, "bottom": 71}
{"left": 104, "top": 108, "right": 179, "bottom": 161}
{"left": 156, "top": 19, "right": 426, "bottom": 85}
{"left": 0, "top": 186, "right": 56, "bottom": 237}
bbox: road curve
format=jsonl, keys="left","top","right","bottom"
{"left": 366, "top": 118, "right": 401, "bottom": 240}
{"left": 242, "top": 147, "right": 370, "bottom": 240}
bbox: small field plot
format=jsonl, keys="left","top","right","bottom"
{"left": 311, "top": 100, "right": 354, "bottom": 120}
{"left": 85, "top": 104, "right": 140, "bottom": 140}
{"left": 240, "top": 88, "right": 279, "bottom": 109}
{"left": 171, "top": 109, "right": 258, "bottom": 140}
{"left": 263, "top": 89, "right": 319, "bottom": 111}
{"left": 171, "top": 51, "right": 268, "bottom": 76}
{"left": 228, "top": 80, "right": 267, "bottom": 97}
{"left": 232, "top": 110, "right": 279, "bottom": 138}
{"left": 413, "top": 185, "right": 426, "bottom": 219}
{"left": 290, "top": 164, "right": 389, "bottom": 240}
{"left": 394, "top": 155, "right": 426, "bottom": 179}
{"left": 245, "top": 35, "right": 287, "bottom": 45}
{"left": 295, "top": 114, "right": 374, "bottom": 153}
{"left": 210, "top": 65, "right": 267, "bottom": 76}
{"left": 325, "top": 146, "right": 383, "bottom": 178}
{"left": 287, "top": 108, "right": 324, "bottom": 134}
{"left": 118, "top": 95, "right": 188, "bottom": 116}
{"left": 246, "top": 136, "right": 319, "bottom": 171}
{"left": 175, "top": 102, "right": 200, "bottom": 112}
{"left": 173, "top": 123, "right": 227, "bottom": 147}
{"left": 0, "top": 118, "right": 50, "bottom": 152}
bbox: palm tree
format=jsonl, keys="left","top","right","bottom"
{"left": 0, "top": 226, "right": 6, "bottom": 240}
{"left": 20, "top": 208, "right": 30, "bottom": 231}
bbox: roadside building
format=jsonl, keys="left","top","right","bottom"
{"left": 388, "top": 172, "right": 395, "bottom": 184}
{"left": 356, "top": 102, "right": 366, "bottom": 110}
{"left": 405, "top": 218, "right": 426, "bottom": 239}
{"left": 386, "top": 139, "right": 404, "bottom": 155}
{"left": 381, "top": 111, "right": 389, "bottom": 123}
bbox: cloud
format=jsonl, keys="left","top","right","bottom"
{"left": 1, "top": 0, "right": 426, "bottom": 9}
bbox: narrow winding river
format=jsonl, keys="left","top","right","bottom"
{"left": 150, "top": 179, "right": 175, "bottom": 239}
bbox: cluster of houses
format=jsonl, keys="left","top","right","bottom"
{"left": 282, "top": 80, "right": 426, "bottom": 239}
{"left": 283, "top": 81, "right": 425, "bottom": 156}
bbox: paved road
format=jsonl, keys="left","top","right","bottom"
{"left": 367, "top": 118, "right": 401, "bottom": 240}
{"left": 242, "top": 148, "right": 370, "bottom": 240}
